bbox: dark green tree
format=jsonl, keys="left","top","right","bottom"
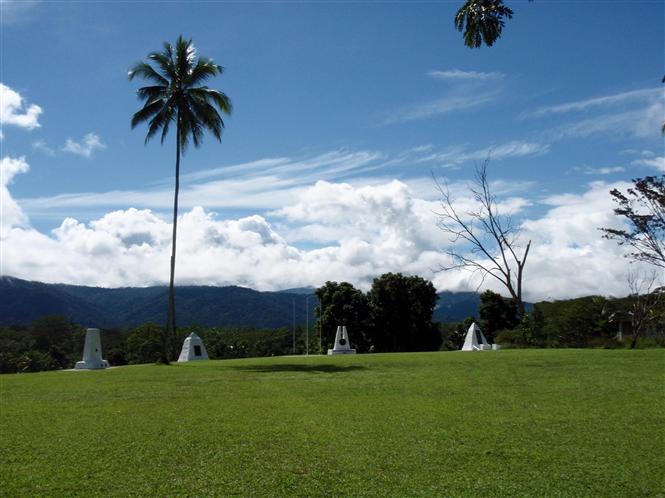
{"left": 455, "top": 0, "right": 514, "bottom": 48}
{"left": 367, "top": 273, "right": 440, "bottom": 352}
{"left": 125, "top": 323, "right": 164, "bottom": 364}
{"left": 538, "top": 296, "right": 611, "bottom": 348}
{"left": 30, "top": 315, "right": 85, "bottom": 369}
{"left": 452, "top": 316, "right": 477, "bottom": 350}
{"left": 478, "top": 290, "right": 519, "bottom": 342}
{"left": 129, "top": 36, "right": 232, "bottom": 363}
{"left": 601, "top": 175, "right": 665, "bottom": 270}
{"left": 315, "top": 281, "right": 372, "bottom": 353}
{"left": 454, "top": 0, "right": 534, "bottom": 48}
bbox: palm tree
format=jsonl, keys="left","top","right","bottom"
{"left": 129, "top": 36, "right": 232, "bottom": 363}
{"left": 455, "top": 0, "right": 514, "bottom": 48}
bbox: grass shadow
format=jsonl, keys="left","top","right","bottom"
{"left": 230, "top": 363, "right": 366, "bottom": 374}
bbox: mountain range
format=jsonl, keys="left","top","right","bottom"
{"left": 0, "top": 276, "right": 482, "bottom": 328}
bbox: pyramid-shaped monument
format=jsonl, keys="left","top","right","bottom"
{"left": 327, "top": 326, "right": 356, "bottom": 355}
{"left": 461, "top": 322, "right": 494, "bottom": 351}
{"left": 178, "top": 333, "right": 209, "bottom": 362}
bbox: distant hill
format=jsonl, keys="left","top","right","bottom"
{"left": 433, "top": 291, "right": 481, "bottom": 323}
{"left": 0, "top": 276, "right": 487, "bottom": 328}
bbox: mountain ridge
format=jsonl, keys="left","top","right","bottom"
{"left": 0, "top": 276, "right": 482, "bottom": 327}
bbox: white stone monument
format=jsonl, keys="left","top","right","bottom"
{"left": 75, "top": 328, "right": 110, "bottom": 369}
{"left": 461, "top": 322, "right": 496, "bottom": 351}
{"left": 178, "top": 333, "right": 209, "bottom": 362}
{"left": 327, "top": 325, "right": 356, "bottom": 355}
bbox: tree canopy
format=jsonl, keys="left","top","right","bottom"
{"left": 455, "top": 0, "right": 515, "bottom": 48}
{"left": 601, "top": 176, "right": 665, "bottom": 270}
{"left": 367, "top": 273, "right": 440, "bottom": 352}
{"left": 315, "top": 281, "right": 372, "bottom": 352}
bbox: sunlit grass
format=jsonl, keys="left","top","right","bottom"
{"left": 1, "top": 349, "right": 663, "bottom": 496}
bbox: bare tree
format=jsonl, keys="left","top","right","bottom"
{"left": 435, "top": 161, "right": 531, "bottom": 318}
{"left": 627, "top": 271, "right": 663, "bottom": 349}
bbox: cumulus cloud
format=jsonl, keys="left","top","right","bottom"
{"left": 1, "top": 156, "right": 31, "bottom": 233}
{"left": 1, "top": 154, "right": 648, "bottom": 300}
{"left": 62, "top": 133, "right": 106, "bottom": 158}
{"left": 518, "top": 181, "right": 654, "bottom": 300}
{"left": 0, "top": 83, "right": 42, "bottom": 136}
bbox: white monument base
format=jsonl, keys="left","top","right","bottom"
{"left": 75, "top": 359, "right": 110, "bottom": 369}
{"left": 75, "top": 328, "right": 109, "bottom": 369}
{"left": 327, "top": 348, "right": 357, "bottom": 355}
{"left": 178, "top": 333, "right": 209, "bottom": 362}
{"left": 327, "top": 325, "right": 356, "bottom": 355}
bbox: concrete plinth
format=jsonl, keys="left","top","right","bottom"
{"left": 75, "top": 328, "right": 109, "bottom": 369}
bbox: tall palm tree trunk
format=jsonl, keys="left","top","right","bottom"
{"left": 164, "top": 113, "right": 181, "bottom": 363}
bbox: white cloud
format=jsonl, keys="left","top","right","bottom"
{"left": 582, "top": 166, "right": 626, "bottom": 175}
{"left": 0, "top": 1, "right": 41, "bottom": 25}
{"left": 525, "top": 87, "right": 662, "bottom": 118}
{"left": 0, "top": 83, "right": 42, "bottom": 134}
{"left": 523, "top": 87, "right": 664, "bottom": 141}
{"left": 62, "top": 133, "right": 106, "bottom": 158}
{"left": 3, "top": 150, "right": 651, "bottom": 301}
{"left": 22, "top": 149, "right": 384, "bottom": 212}
{"left": 518, "top": 181, "right": 656, "bottom": 300}
{"left": 1, "top": 156, "right": 30, "bottom": 234}
{"left": 383, "top": 68, "right": 504, "bottom": 125}
{"left": 384, "top": 92, "right": 498, "bottom": 124}
{"left": 428, "top": 69, "right": 504, "bottom": 81}
{"left": 416, "top": 140, "right": 550, "bottom": 167}
{"left": 32, "top": 140, "right": 55, "bottom": 156}
{"left": 632, "top": 156, "right": 665, "bottom": 172}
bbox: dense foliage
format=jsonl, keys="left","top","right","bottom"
{"left": 316, "top": 273, "right": 440, "bottom": 353}
{"left": 478, "top": 290, "right": 519, "bottom": 342}
{"left": 367, "top": 273, "right": 440, "bottom": 352}
{"left": 315, "top": 282, "right": 372, "bottom": 352}
{"left": 455, "top": 0, "right": 514, "bottom": 48}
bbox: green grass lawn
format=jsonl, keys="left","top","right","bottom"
{"left": 1, "top": 350, "right": 664, "bottom": 497}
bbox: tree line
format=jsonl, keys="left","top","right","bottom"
{"left": 2, "top": 274, "right": 663, "bottom": 374}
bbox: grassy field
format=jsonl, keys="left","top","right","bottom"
{"left": 1, "top": 349, "right": 664, "bottom": 497}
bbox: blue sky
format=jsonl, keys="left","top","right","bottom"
{"left": 1, "top": 0, "right": 664, "bottom": 300}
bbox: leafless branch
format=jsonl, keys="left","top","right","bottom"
{"left": 434, "top": 160, "right": 531, "bottom": 317}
